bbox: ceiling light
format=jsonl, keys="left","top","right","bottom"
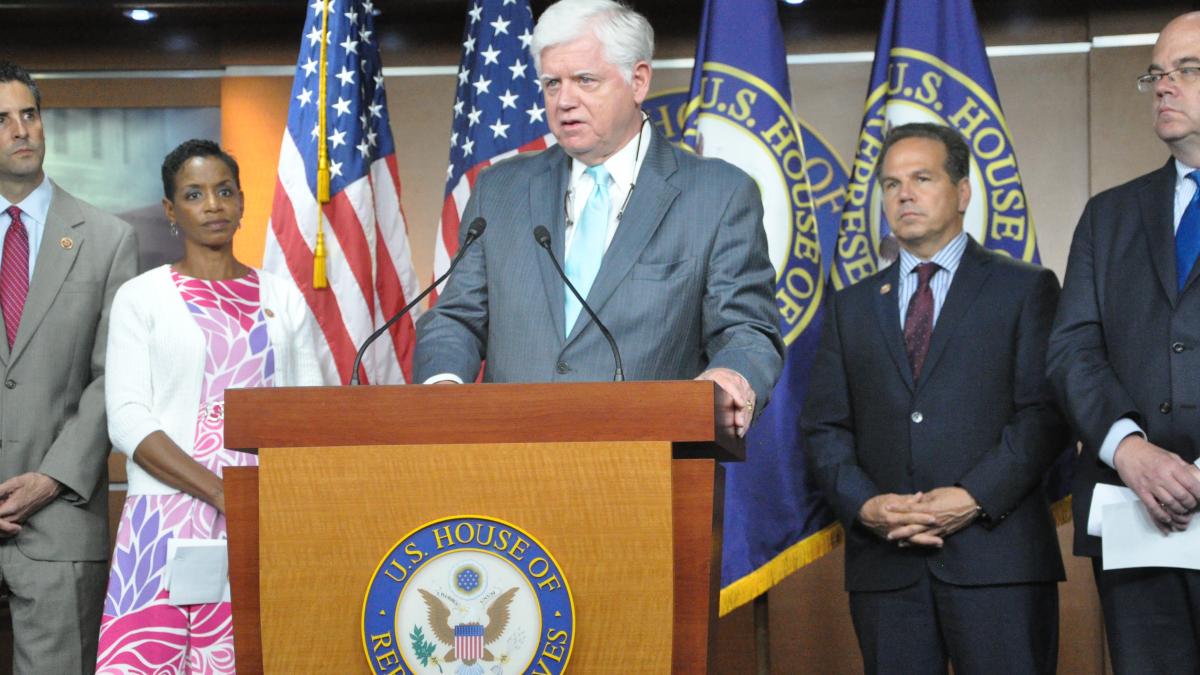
{"left": 124, "top": 8, "right": 157, "bottom": 22}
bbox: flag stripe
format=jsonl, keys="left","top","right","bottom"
{"left": 432, "top": 133, "right": 555, "bottom": 300}
{"left": 268, "top": 175, "right": 358, "bottom": 383}
{"left": 266, "top": 0, "right": 420, "bottom": 385}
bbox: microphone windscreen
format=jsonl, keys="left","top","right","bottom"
{"left": 533, "top": 225, "right": 551, "bottom": 247}
{"left": 466, "top": 217, "right": 487, "bottom": 240}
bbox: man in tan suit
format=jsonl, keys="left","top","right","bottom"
{"left": 0, "top": 61, "right": 136, "bottom": 673}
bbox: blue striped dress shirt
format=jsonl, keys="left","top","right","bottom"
{"left": 896, "top": 231, "right": 969, "bottom": 326}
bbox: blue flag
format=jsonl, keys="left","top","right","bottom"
{"left": 835, "top": 0, "right": 1073, "bottom": 514}
{"left": 678, "top": 0, "right": 840, "bottom": 616}
{"left": 835, "top": 0, "right": 1039, "bottom": 287}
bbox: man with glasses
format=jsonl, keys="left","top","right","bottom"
{"left": 1048, "top": 11, "right": 1200, "bottom": 673}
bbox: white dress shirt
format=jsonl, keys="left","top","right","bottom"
{"left": 563, "top": 117, "right": 650, "bottom": 257}
{"left": 896, "top": 231, "right": 969, "bottom": 326}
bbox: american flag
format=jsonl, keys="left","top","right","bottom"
{"left": 432, "top": 0, "right": 555, "bottom": 297}
{"left": 453, "top": 623, "right": 485, "bottom": 661}
{"left": 264, "top": 0, "right": 421, "bottom": 384}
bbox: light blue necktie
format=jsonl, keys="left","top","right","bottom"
{"left": 1179, "top": 171, "right": 1200, "bottom": 293}
{"left": 563, "top": 165, "right": 610, "bottom": 334}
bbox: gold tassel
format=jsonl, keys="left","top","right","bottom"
{"left": 313, "top": 0, "right": 331, "bottom": 289}
{"left": 313, "top": 226, "right": 328, "bottom": 289}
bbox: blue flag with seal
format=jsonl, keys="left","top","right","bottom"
{"left": 677, "top": 0, "right": 842, "bottom": 616}
{"left": 834, "top": 0, "right": 1073, "bottom": 520}
{"left": 835, "top": 0, "right": 1037, "bottom": 284}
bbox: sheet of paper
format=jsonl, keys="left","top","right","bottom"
{"left": 1087, "top": 483, "right": 1139, "bottom": 537}
{"left": 165, "top": 538, "right": 230, "bottom": 606}
{"left": 1101, "top": 500, "right": 1200, "bottom": 571}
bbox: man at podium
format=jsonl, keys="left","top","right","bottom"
{"left": 414, "top": 0, "right": 784, "bottom": 437}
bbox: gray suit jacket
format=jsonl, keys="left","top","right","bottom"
{"left": 803, "top": 240, "right": 1068, "bottom": 592}
{"left": 414, "top": 130, "right": 784, "bottom": 402}
{"left": 1048, "top": 159, "right": 1200, "bottom": 557}
{"left": 0, "top": 183, "right": 137, "bottom": 561}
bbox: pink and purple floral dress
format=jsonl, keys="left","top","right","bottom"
{"left": 97, "top": 270, "right": 274, "bottom": 674}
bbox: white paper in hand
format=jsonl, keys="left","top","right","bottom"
{"left": 1087, "top": 483, "right": 1139, "bottom": 537}
{"left": 165, "top": 538, "right": 230, "bottom": 606}
{"left": 1101, "top": 501, "right": 1200, "bottom": 571}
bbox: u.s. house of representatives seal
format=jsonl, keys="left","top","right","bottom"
{"left": 362, "top": 516, "right": 575, "bottom": 675}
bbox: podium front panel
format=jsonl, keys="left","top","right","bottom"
{"left": 257, "top": 441, "right": 674, "bottom": 673}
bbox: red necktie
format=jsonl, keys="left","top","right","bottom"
{"left": 1, "top": 206, "right": 30, "bottom": 349}
{"left": 903, "top": 262, "right": 939, "bottom": 382}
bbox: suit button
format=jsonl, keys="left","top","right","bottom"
{"left": 1160, "top": 402, "right": 1172, "bottom": 414}
{"left": 1172, "top": 342, "right": 1186, "bottom": 353}
{"left": 911, "top": 411, "right": 923, "bottom": 424}
{"left": 556, "top": 361, "right": 569, "bottom": 374}
{"left": 3, "top": 379, "right": 13, "bottom": 389}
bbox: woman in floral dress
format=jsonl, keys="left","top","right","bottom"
{"left": 96, "top": 140, "right": 324, "bottom": 673}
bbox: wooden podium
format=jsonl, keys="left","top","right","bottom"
{"left": 224, "top": 381, "right": 741, "bottom": 674}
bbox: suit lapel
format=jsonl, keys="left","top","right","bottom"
{"left": 531, "top": 147, "right": 570, "bottom": 342}
{"left": 566, "top": 130, "right": 680, "bottom": 344}
{"left": 0, "top": 309, "right": 9, "bottom": 365}
{"left": 1138, "top": 160, "right": 1178, "bottom": 305}
{"left": 917, "top": 238, "right": 992, "bottom": 391}
{"left": 10, "top": 184, "right": 83, "bottom": 365}
{"left": 872, "top": 262, "right": 913, "bottom": 392}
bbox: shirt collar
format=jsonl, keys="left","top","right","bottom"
{"left": 1175, "top": 158, "right": 1200, "bottom": 192}
{"left": 569, "top": 117, "right": 649, "bottom": 192}
{"left": 0, "top": 174, "right": 53, "bottom": 227}
{"left": 898, "top": 231, "right": 970, "bottom": 278}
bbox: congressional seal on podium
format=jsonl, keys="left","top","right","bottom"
{"left": 362, "top": 516, "right": 575, "bottom": 675}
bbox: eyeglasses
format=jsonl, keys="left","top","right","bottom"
{"left": 1137, "top": 66, "right": 1200, "bottom": 93}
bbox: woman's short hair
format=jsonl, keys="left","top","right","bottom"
{"left": 161, "top": 139, "right": 241, "bottom": 199}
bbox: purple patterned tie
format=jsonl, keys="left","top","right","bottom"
{"left": 903, "top": 262, "right": 939, "bottom": 382}
{"left": 1, "top": 206, "right": 30, "bottom": 349}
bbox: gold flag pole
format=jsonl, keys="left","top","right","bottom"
{"left": 312, "top": 0, "right": 331, "bottom": 288}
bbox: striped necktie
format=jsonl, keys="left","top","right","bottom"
{"left": 1, "top": 206, "right": 30, "bottom": 349}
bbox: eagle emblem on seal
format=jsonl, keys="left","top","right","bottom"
{"left": 420, "top": 587, "right": 518, "bottom": 671}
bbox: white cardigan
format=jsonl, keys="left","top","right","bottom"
{"left": 106, "top": 265, "right": 326, "bottom": 495}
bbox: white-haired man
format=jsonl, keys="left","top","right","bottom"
{"left": 415, "top": 0, "right": 783, "bottom": 433}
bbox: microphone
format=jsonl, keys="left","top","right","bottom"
{"left": 348, "top": 217, "right": 487, "bottom": 385}
{"left": 532, "top": 225, "right": 624, "bottom": 382}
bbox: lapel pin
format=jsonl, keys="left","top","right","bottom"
{"left": 264, "top": 308, "right": 275, "bottom": 318}
{"left": 880, "top": 283, "right": 892, "bottom": 294}
{"left": 60, "top": 237, "right": 73, "bottom": 250}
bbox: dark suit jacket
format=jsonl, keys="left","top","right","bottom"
{"left": 0, "top": 183, "right": 137, "bottom": 561}
{"left": 414, "top": 129, "right": 784, "bottom": 403}
{"left": 1047, "top": 159, "right": 1200, "bottom": 558}
{"left": 802, "top": 239, "right": 1068, "bottom": 592}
